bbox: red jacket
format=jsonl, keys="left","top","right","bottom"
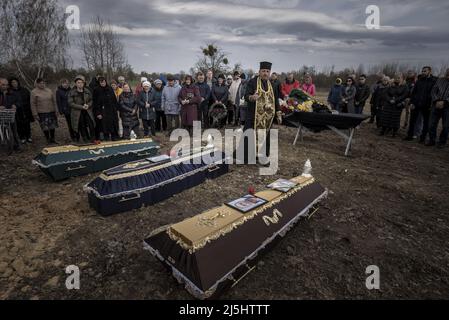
{"left": 281, "top": 80, "right": 300, "bottom": 98}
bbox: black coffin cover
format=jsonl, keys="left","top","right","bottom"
{"left": 144, "top": 180, "right": 327, "bottom": 299}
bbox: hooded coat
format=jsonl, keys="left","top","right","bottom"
{"left": 68, "top": 87, "right": 95, "bottom": 133}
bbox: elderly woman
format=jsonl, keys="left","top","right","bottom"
{"left": 93, "top": 77, "right": 120, "bottom": 141}
{"left": 119, "top": 83, "right": 140, "bottom": 139}
{"left": 150, "top": 79, "right": 166, "bottom": 133}
{"left": 380, "top": 74, "right": 408, "bottom": 137}
{"left": 341, "top": 77, "right": 357, "bottom": 113}
{"left": 68, "top": 75, "right": 95, "bottom": 143}
{"left": 178, "top": 75, "right": 201, "bottom": 135}
{"left": 31, "top": 78, "right": 58, "bottom": 144}
{"left": 137, "top": 81, "right": 156, "bottom": 137}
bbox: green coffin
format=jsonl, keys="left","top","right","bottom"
{"left": 32, "top": 139, "right": 160, "bottom": 181}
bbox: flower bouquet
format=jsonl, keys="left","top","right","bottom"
{"left": 281, "top": 89, "right": 330, "bottom": 114}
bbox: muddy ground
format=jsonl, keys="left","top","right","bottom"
{"left": 1, "top": 96, "right": 449, "bottom": 300}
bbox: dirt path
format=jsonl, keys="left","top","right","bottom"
{"left": 1, "top": 110, "right": 448, "bottom": 299}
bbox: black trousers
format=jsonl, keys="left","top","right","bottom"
{"left": 63, "top": 113, "right": 76, "bottom": 139}
{"left": 155, "top": 111, "right": 167, "bottom": 132}
{"left": 200, "top": 101, "right": 210, "bottom": 129}
{"left": 407, "top": 106, "right": 431, "bottom": 140}
{"left": 142, "top": 119, "right": 156, "bottom": 136}
{"left": 235, "top": 116, "right": 271, "bottom": 164}
{"left": 16, "top": 118, "right": 31, "bottom": 140}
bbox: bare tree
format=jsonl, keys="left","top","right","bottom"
{"left": 0, "top": 0, "right": 69, "bottom": 88}
{"left": 194, "top": 43, "right": 230, "bottom": 75}
{"left": 80, "top": 16, "right": 127, "bottom": 81}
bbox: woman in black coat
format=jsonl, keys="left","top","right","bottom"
{"left": 380, "top": 74, "right": 409, "bottom": 137}
{"left": 93, "top": 77, "right": 120, "bottom": 141}
{"left": 119, "top": 83, "right": 140, "bottom": 139}
{"left": 8, "top": 77, "right": 33, "bottom": 143}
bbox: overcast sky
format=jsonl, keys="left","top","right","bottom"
{"left": 60, "top": 0, "right": 449, "bottom": 74}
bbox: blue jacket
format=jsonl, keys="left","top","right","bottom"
{"left": 328, "top": 84, "right": 343, "bottom": 105}
{"left": 161, "top": 84, "right": 182, "bottom": 115}
{"left": 195, "top": 81, "right": 211, "bottom": 102}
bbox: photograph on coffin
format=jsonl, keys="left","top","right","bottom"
{"left": 225, "top": 195, "right": 267, "bottom": 213}
{"left": 84, "top": 149, "right": 230, "bottom": 216}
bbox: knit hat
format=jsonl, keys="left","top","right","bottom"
{"left": 142, "top": 81, "right": 151, "bottom": 87}
{"left": 154, "top": 79, "right": 163, "bottom": 85}
{"left": 74, "top": 75, "right": 86, "bottom": 83}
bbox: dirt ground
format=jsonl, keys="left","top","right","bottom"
{"left": 1, "top": 95, "right": 449, "bottom": 300}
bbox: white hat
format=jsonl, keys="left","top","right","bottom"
{"left": 141, "top": 77, "right": 148, "bottom": 83}
{"left": 142, "top": 81, "right": 151, "bottom": 87}
{"left": 154, "top": 79, "right": 163, "bottom": 85}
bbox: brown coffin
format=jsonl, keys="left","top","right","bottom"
{"left": 144, "top": 180, "right": 327, "bottom": 299}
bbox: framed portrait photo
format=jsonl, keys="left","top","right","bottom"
{"left": 226, "top": 195, "right": 268, "bottom": 213}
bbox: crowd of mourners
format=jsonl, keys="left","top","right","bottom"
{"left": 327, "top": 66, "right": 449, "bottom": 147}
{"left": 0, "top": 65, "right": 448, "bottom": 151}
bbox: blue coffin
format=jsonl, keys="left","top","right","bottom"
{"left": 84, "top": 149, "right": 230, "bottom": 216}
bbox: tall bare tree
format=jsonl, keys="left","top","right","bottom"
{"left": 0, "top": 0, "right": 69, "bottom": 88}
{"left": 80, "top": 16, "right": 127, "bottom": 81}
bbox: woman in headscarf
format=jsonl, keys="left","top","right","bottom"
{"left": 178, "top": 75, "right": 201, "bottom": 135}
{"left": 93, "top": 77, "right": 120, "bottom": 141}
{"left": 211, "top": 74, "right": 229, "bottom": 127}
{"left": 137, "top": 81, "right": 156, "bottom": 137}
{"left": 380, "top": 74, "right": 408, "bottom": 137}
{"left": 9, "top": 76, "right": 33, "bottom": 143}
{"left": 68, "top": 75, "right": 96, "bottom": 143}
{"left": 119, "top": 83, "right": 140, "bottom": 139}
{"left": 31, "top": 78, "right": 58, "bottom": 144}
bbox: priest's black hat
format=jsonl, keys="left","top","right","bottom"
{"left": 260, "top": 61, "right": 272, "bottom": 70}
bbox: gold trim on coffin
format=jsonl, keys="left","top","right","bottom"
{"left": 167, "top": 176, "right": 315, "bottom": 253}
{"left": 41, "top": 138, "right": 154, "bottom": 155}
{"left": 99, "top": 148, "right": 219, "bottom": 181}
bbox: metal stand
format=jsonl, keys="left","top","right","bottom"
{"left": 292, "top": 123, "right": 356, "bottom": 157}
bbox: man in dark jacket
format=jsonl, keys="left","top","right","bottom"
{"left": 195, "top": 72, "right": 211, "bottom": 129}
{"left": 427, "top": 68, "right": 449, "bottom": 148}
{"left": 404, "top": 66, "right": 437, "bottom": 142}
{"left": 354, "top": 74, "right": 370, "bottom": 114}
{"left": 56, "top": 79, "right": 76, "bottom": 141}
